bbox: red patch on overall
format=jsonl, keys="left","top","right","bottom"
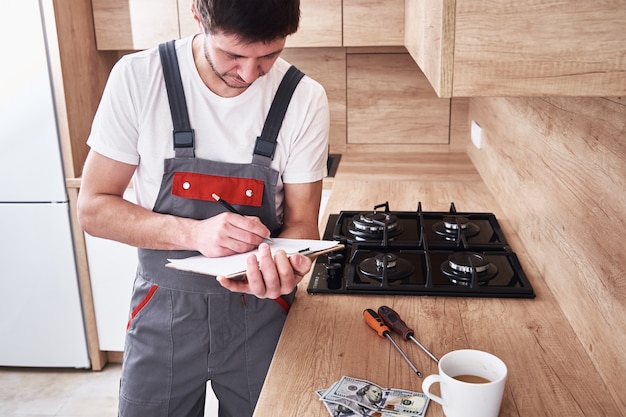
{"left": 172, "top": 172, "right": 264, "bottom": 207}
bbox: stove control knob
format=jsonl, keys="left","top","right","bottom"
{"left": 325, "top": 263, "right": 343, "bottom": 290}
{"left": 327, "top": 253, "right": 345, "bottom": 266}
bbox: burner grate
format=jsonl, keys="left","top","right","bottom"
{"left": 309, "top": 202, "right": 535, "bottom": 298}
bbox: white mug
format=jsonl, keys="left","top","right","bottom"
{"left": 422, "top": 349, "right": 507, "bottom": 417}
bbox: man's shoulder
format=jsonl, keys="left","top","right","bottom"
{"left": 273, "top": 58, "right": 326, "bottom": 96}
{"left": 116, "top": 36, "right": 193, "bottom": 70}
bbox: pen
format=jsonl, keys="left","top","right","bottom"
{"left": 212, "top": 193, "right": 240, "bottom": 214}
{"left": 212, "top": 193, "right": 273, "bottom": 242}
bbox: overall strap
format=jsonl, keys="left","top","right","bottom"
{"left": 252, "top": 65, "right": 305, "bottom": 166}
{"left": 158, "top": 40, "right": 195, "bottom": 158}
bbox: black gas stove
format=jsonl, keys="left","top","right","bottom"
{"left": 307, "top": 202, "right": 535, "bottom": 298}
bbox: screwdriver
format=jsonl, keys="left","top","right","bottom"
{"left": 378, "top": 305, "right": 439, "bottom": 363}
{"left": 363, "top": 308, "right": 422, "bottom": 378}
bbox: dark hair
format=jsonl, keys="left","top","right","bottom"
{"left": 194, "top": 0, "right": 300, "bottom": 43}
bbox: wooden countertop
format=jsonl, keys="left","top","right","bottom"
{"left": 253, "top": 179, "right": 621, "bottom": 417}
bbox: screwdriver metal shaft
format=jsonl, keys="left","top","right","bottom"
{"left": 384, "top": 333, "right": 423, "bottom": 377}
{"left": 363, "top": 308, "right": 423, "bottom": 378}
{"left": 407, "top": 335, "right": 439, "bottom": 364}
{"left": 378, "top": 305, "right": 439, "bottom": 363}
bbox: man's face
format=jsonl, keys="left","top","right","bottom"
{"left": 365, "top": 385, "right": 383, "bottom": 403}
{"left": 203, "top": 32, "right": 285, "bottom": 91}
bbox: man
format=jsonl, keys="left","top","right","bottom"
{"left": 77, "top": 0, "right": 329, "bottom": 416}
{"left": 356, "top": 384, "right": 384, "bottom": 408}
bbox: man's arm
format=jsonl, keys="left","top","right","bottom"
{"left": 279, "top": 180, "right": 323, "bottom": 240}
{"left": 77, "top": 150, "right": 272, "bottom": 257}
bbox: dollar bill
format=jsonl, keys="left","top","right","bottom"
{"left": 318, "top": 376, "right": 429, "bottom": 417}
{"left": 320, "top": 398, "right": 360, "bottom": 416}
{"left": 321, "top": 376, "right": 386, "bottom": 411}
{"left": 318, "top": 387, "right": 369, "bottom": 416}
{"left": 379, "top": 389, "right": 428, "bottom": 416}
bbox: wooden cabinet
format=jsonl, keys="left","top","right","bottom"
{"left": 347, "top": 53, "right": 450, "bottom": 145}
{"left": 93, "top": 0, "right": 404, "bottom": 50}
{"left": 92, "top": 0, "right": 179, "bottom": 50}
{"left": 181, "top": 0, "right": 344, "bottom": 47}
{"left": 405, "top": 0, "right": 626, "bottom": 97}
{"left": 343, "top": 0, "right": 404, "bottom": 47}
{"left": 286, "top": 0, "right": 342, "bottom": 47}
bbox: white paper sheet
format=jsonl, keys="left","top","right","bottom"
{"left": 166, "top": 238, "right": 342, "bottom": 278}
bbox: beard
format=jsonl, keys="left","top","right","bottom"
{"left": 203, "top": 40, "right": 266, "bottom": 90}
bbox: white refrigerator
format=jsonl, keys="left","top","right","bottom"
{"left": 0, "top": 1, "right": 90, "bottom": 368}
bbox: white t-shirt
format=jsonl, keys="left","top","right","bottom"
{"left": 87, "top": 36, "right": 329, "bottom": 217}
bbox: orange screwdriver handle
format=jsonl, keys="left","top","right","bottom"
{"left": 378, "top": 305, "right": 414, "bottom": 340}
{"left": 363, "top": 308, "right": 390, "bottom": 338}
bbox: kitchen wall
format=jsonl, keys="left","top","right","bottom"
{"left": 467, "top": 96, "right": 626, "bottom": 411}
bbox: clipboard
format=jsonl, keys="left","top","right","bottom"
{"left": 165, "top": 238, "right": 344, "bottom": 279}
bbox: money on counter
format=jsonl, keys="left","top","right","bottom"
{"left": 316, "top": 376, "right": 429, "bottom": 417}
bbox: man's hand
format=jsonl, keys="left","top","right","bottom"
{"left": 193, "top": 212, "right": 272, "bottom": 257}
{"left": 216, "top": 243, "right": 312, "bottom": 298}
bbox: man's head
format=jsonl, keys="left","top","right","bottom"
{"left": 193, "top": 0, "right": 300, "bottom": 44}
{"left": 358, "top": 384, "right": 383, "bottom": 404}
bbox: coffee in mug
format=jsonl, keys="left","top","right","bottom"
{"left": 422, "top": 349, "right": 507, "bottom": 417}
{"left": 452, "top": 374, "right": 491, "bottom": 384}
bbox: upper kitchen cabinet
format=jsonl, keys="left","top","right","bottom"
{"left": 94, "top": 1, "right": 407, "bottom": 50}
{"left": 343, "top": 0, "right": 404, "bottom": 47}
{"left": 286, "top": 0, "right": 342, "bottom": 47}
{"left": 92, "top": 0, "right": 180, "bottom": 50}
{"left": 93, "top": 0, "right": 342, "bottom": 50}
{"left": 183, "top": 0, "right": 342, "bottom": 47}
{"left": 405, "top": 0, "right": 626, "bottom": 97}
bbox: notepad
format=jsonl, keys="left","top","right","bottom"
{"left": 165, "top": 238, "right": 343, "bottom": 278}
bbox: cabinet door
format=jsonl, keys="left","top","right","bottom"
{"left": 405, "top": 0, "right": 626, "bottom": 97}
{"left": 286, "top": 0, "right": 342, "bottom": 47}
{"left": 92, "top": 0, "right": 180, "bottom": 50}
{"left": 452, "top": 0, "right": 626, "bottom": 96}
{"left": 347, "top": 53, "right": 450, "bottom": 145}
{"left": 404, "top": 0, "right": 454, "bottom": 97}
{"left": 344, "top": 0, "right": 404, "bottom": 47}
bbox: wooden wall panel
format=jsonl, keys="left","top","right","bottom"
{"left": 467, "top": 96, "right": 626, "bottom": 413}
{"left": 52, "top": 0, "right": 119, "bottom": 178}
{"left": 280, "top": 48, "right": 346, "bottom": 153}
{"left": 347, "top": 53, "right": 450, "bottom": 145}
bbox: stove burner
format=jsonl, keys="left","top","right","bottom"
{"left": 433, "top": 216, "right": 480, "bottom": 240}
{"left": 444, "top": 216, "right": 469, "bottom": 230}
{"left": 441, "top": 252, "right": 498, "bottom": 285}
{"left": 348, "top": 212, "right": 403, "bottom": 240}
{"left": 358, "top": 253, "right": 414, "bottom": 281}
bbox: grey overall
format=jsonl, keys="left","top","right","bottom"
{"left": 118, "top": 41, "right": 304, "bottom": 417}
